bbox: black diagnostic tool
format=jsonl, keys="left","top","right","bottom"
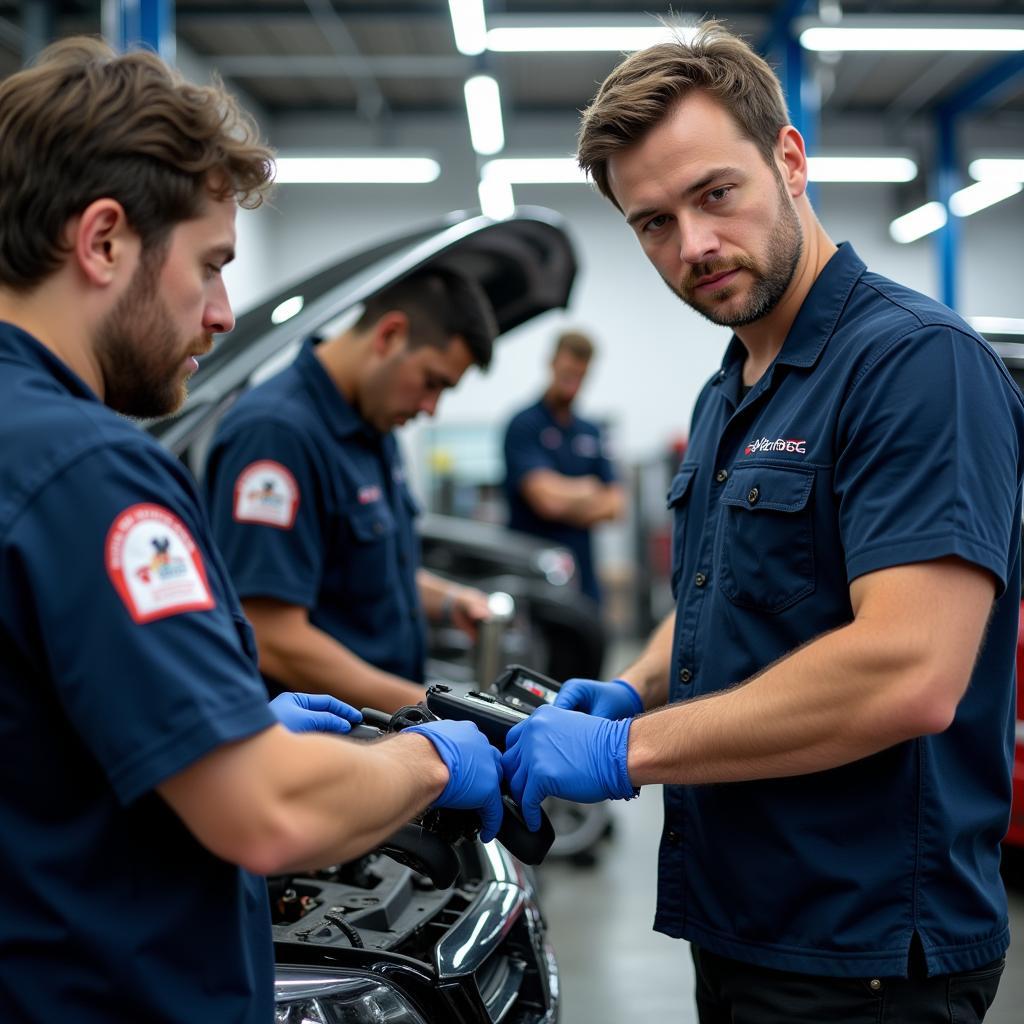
{"left": 489, "top": 663, "right": 563, "bottom": 711}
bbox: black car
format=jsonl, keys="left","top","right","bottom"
{"left": 147, "top": 207, "right": 586, "bottom": 1022}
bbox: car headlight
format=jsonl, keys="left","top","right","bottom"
{"left": 274, "top": 966, "right": 427, "bottom": 1023}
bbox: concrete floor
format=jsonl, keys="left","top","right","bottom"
{"left": 537, "top": 784, "right": 1024, "bottom": 1024}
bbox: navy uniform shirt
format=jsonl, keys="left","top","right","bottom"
{"left": 504, "top": 399, "right": 616, "bottom": 603}
{"left": 0, "top": 323, "right": 276, "bottom": 1023}
{"left": 658, "top": 244, "right": 1024, "bottom": 977}
{"left": 204, "top": 338, "right": 426, "bottom": 689}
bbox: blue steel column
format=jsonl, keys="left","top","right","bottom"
{"left": 103, "top": 0, "right": 175, "bottom": 61}
{"left": 934, "top": 111, "right": 959, "bottom": 311}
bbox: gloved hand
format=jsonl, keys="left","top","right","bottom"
{"left": 554, "top": 677, "right": 643, "bottom": 720}
{"left": 405, "top": 720, "right": 504, "bottom": 843}
{"left": 270, "top": 692, "right": 363, "bottom": 735}
{"left": 501, "top": 705, "right": 636, "bottom": 832}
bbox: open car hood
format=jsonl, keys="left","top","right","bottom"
{"left": 148, "top": 207, "right": 577, "bottom": 462}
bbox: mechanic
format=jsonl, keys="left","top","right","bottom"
{"left": 203, "top": 270, "right": 497, "bottom": 713}
{"left": 502, "top": 21, "right": 1024, "bottom": 1023}
{"left": 502, "top": 330, "right": 624, "bottom": 605}
{"left": 0, "top": 39, "right": 503, "bottom": 1024}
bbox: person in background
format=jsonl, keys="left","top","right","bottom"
{"left": 502, "top": 20, "right": 1022, "bottom": 1023}
{"left": 204, "top": 270, "right": 498, "bottom": 713}
{"left": 502, "top": 330, "right": 625, "bottom": 606}
{"left": 0, "top": 39, "right": 502, "bottom": 1023}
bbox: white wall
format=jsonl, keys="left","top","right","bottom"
{"left": 224, "top": 110, "right": 1024, "bottom": 465}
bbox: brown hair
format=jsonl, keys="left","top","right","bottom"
{"left": 355, "top": 267, "right": 498, "bottom": 370}
{"left": 577, "top": 20, "right": 789, "bottom": 209}
{"left": 554, "top": 330, "right": 595, "bottom": 362}
{"left": 0, "top": 36, "right": 274, "bottom": 290}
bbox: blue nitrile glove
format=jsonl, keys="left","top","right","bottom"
{"left": 405, "top": 720, "right": 504, "bottom": 843}
{"left": 554, "top": 677, "right": 643, "bottom": 720}
{"left": 501, "top": 704, "right": 636, "bottom": 832}
{"left": 270, "top": 692, "right": 363, "bottom": 735}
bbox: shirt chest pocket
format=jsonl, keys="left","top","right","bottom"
{"left": 342, "top": 501, "right": 397, "bottom": 598}
{"left": 666, "top": 464, "right": 698, "bottom": 595}
{"left": 717, "top": 464, "right": 816, "bottom": 613}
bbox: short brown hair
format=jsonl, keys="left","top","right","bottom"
{"left": 578, "top": 21, "right": 789, "bottom": 209}
{"left": 554, "top": 330, "right": 595, "bottom": 362}
{"left": 0, "top": 36, "right": 274, "bottom": 290}
{"left": 355, "top": 267, "right": 498, "bottom": 370}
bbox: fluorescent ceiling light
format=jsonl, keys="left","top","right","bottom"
{"left": 807, "top": 156, "right": 917, "bottom": 182}
{"left": 949, "top": 180, "right": 1022, "bottom": 217}
{"left": 969, "top": 159, "right": 1024, "bottom": 182}
{"left": 274, "top": 157, "right": 440, "bottom": 184}
{"left": 801, "top": 27, "right": 1024, "bottom": 51}
{"left": 464, "top": 75, "right": 505, "bottom": 156}
{"left": 478, "top": 175, "right": 515, "bottom": 220}
{"left": 483, "top": 158, "right": 586, "bottom": 184}
{"left": 270, "top": 295, "right": 304, "bottom": 325}
{"left": 970, "top": 316, "right": 1024, "bottom": 335}
{"left": 486, "top": 25, "right": 693, "bottom": 52}
{"left": 449, "top": 0, "right": 487, "bottom": 56}
{"left": 889, "top": 201, "right": 947, "bottom": 244}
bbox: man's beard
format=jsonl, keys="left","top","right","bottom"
{"left": 96, "top": 256, "right": 211, "bottom": 418}
{"left": 669, "top": 179, "right": 803, "bottom": 329}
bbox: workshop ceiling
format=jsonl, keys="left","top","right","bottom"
{"left": 1, "top": 2, "right": 1023, "bottom": 125}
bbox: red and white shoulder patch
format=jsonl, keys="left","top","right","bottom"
{"left": 105, "top": 503, "right": 216, "bottom": 624}
{"left": 233, "top": 460, "right": 299, "bottom": 529}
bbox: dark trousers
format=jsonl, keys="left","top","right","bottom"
{"left": 692, "top": 945, "right": 1004, "bottom": 1024}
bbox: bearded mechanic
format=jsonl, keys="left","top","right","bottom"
{"left": 0, "top": 39, "right": 502, "bottom": 1023}
{"left": 204, "top": 270, "right": 497, "bottom": 714}
{"left": 502, "top": 21, "right": 1024, "bottom": 1023}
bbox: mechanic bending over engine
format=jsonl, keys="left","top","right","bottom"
{"left": 0, "top": 40, "right": 503, "bottom": 1024}
{"left": 203, "top": 270, "right": 496, "bottom": 714}
{"left": 502, "top": 21, "right": 1023, "bottom": 1023}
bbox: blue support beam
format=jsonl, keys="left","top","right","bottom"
{"left": 932, "top": 53, "right": 1024, "bottom": 310}
{"left": 103, "top": 0, "right": 175, "bottom": 61}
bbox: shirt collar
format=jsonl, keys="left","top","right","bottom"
{"left": 714, "top": 241, "right": 866, "bottom": 390}
{"left": 0, "top": 321, "right": 103, "bottom": 403}
{"left": 294, "top": 337, "right": 379, "bottom": 443}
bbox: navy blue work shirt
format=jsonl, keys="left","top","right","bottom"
{"left": 504, "top": 398, "right": 616, "bottom": 603}
{"left": 0, "top": 323, "right": 276, "bottom": 1023}
{"left": 204, "top": 338, "right": 426, "bottom": 689}
{"left": 658, "top": 244, "right": 1024, "bottom": 977}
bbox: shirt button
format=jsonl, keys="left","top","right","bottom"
{"left": 715, "top": 469, "right": 729, "bottom": 483}
{"left": 747, "top": 486, "right": 759, "bottom": 505}
{"left": 869, "top": 979, "right": 882, "bottom": 992}
{"left": 694, "top": 571, "right": 707, "bottom": 588}
{"left": 678, "top": 667, "right": 692, "bottom": 684}
{"left": 665, "top": 830, "right": 681, "bottom": 845}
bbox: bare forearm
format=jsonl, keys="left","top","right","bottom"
{"left": 628, "top": 620, "right": 940, "bottom": 786}
{"left": 416, "top": 569, "right": 457, "bottom": 621}
{"left": 618, "top": 612, "right": 675, "bottom": 709}
{"left": 247, "top": 605, "right": 423, "bottom": 714}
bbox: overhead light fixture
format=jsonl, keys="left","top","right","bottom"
{"left": 889, "top": 201, "right": 947, "bottom": 244}
{"left": 969, "top": 316, "right": 1024, "bottom": 335}
{"left": 807, "top": 156, "right": 917, "bottom": 182}
{"left": 449, "top": 0, "right": 487, "bottom": 56}
{"left": 949, "top": 180, "right": 1023, "bottom": 217}
{"left": 801, "top": 27, "right": 1024, "bottom": 51}
{"left": 464, "top": 75, "right": 505, "bottom": 156}
{"left": 486, "top": 25, "right": 693, "bottom": 52}
{"left": 273, "top": 157, "right": 441, "bottom": 184}
{"left": 482, "top": 157, "right": 586, "bottom": 184}
{"left": 478, "top": 175, "right": 515, "bottom": 220}
{"left": 270, "top": 295, "right": 304, "bottom": 325}
{"left": 969, "top": 158, "right": 1024, "bottom": 182}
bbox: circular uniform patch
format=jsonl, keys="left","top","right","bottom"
{"left": 233, "top": 460, "right": 299, "bottom": 529}
{"left": 105, "top": 503, "right": 216, "bottom": 624}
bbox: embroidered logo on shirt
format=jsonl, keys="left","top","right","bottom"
{"left": 105, "top": 504, "right": 215, "bottom": 624}
{"left": 233, "top": 460, "right": 299, "bottom": 529}
{"left": 357, "top": 484, "right": 382, "bottom": 505}
{"left": 744, "top": 437, "right": 807, "bottom": 456}
{"left": 571, "top": 434, "right": 600, "bottom": 458}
